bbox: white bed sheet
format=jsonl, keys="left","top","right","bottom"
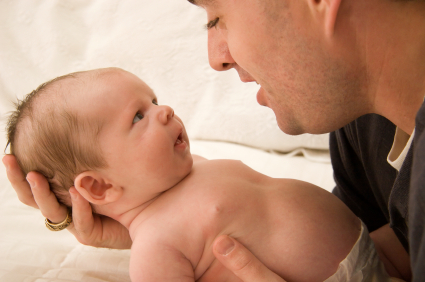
{"left": 0, "top": 136, "right": 334, "bottom": 282}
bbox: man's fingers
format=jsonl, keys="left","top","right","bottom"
{"left": 68, "top": 187, "right": 96, "bottom": 244}
{"left": 213, "top": 235, "right": 287, "bottom": 282}
{"left": 69, "top": 187, "right": 133, "bottom": 249}
{"left": 28, "top": 171, "right": 68, "bottom": 223}
{"left": 3, "top": 154, "right": 38, "bottom": 208}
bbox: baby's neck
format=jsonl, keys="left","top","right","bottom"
{"left": 119, "top": 195, "right": 161, "bottom": 240}
{"left": 100, "top": 155, "right": 199, "bottom": 239}
{"left": 107, "top": 177, "right": 192, "bottom": 240}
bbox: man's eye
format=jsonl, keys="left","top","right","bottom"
{"left": 152, "top": 99, "right": 158, "bottom": 105}
{"left": 133, "top": 112, "right": 144, "bottom": 124}
{"left": 205, "top": 18, "right": 219, "bottom": 30}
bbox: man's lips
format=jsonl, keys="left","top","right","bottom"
{"left": 239, "top": 77, "right": 260, "bottom": 84}
{"left": 234, "top": 65, "right": 257, "bottom": 83}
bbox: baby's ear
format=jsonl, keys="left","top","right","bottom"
{"left": 74, "top": 171, "right": 123, "bottom": 205}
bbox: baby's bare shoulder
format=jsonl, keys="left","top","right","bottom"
{"left": 192, "top": 159, "right": 267, "bottom": 182}
{"left": 194, "top": 158, "right": 243, "bottom": 169}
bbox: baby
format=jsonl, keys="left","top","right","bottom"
{"left": 6, "top": 68, "right": 398, "bottom": 282}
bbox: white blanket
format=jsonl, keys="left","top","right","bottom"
{"left": 0, "top": 139, "right": 333, "bottom": 282}
{"left": 0, "top": 1, "right": 335, "bottom": 281}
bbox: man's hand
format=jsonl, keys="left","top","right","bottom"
{"left": 212, "top": 235, "right": 287, "bottom": 282}
{"left": 370, "top": 224, "right": 412, "bottom": 281}
{"left": 3, "top": 154, "right": 132, "bottom": 249}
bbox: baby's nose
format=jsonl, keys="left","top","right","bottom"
{"left": 158, "top": 105, "right": 174, "bottom": 124}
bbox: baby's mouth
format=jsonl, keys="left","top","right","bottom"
{"left": 175, "top": 133, "right": 183, "bottom": 145}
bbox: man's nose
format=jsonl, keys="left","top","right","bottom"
{"left": 208, "top": 28, "right": 235, "bottom": 71}
{"left": 157, "top": 105, "right": 174, "bottom": 124}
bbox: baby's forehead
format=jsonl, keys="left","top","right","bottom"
{"left": 95, "top": 68, "right": 157, "bottom": 99}
{"left": 38, "top": 68, "right": 154, "bottom": 113}
{"left": 44, "top": 67, "right": 123, "bottom": 93}
{"left": 16, "top": 67, "right": 133, "bottom": 135}
{"left": 41, "top": 69, "right": 111, "bottom": 101}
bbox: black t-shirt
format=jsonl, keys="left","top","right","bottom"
{"left": 330, "top": 102, "right": 425, "bottom": 280}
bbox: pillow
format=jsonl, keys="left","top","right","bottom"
{"left": 0, "top": 0, "right": 328, "bottom": 152}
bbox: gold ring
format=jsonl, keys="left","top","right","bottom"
{"left": 45, "top": 209, "right": 73, "bottom": 231}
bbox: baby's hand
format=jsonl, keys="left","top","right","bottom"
{"left": 212, "top": 235, "right": 287, "bottom": 282}
{"left": 3, "top": 154, "right": 132, "bottom": 249}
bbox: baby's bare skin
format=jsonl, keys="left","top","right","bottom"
{"left": 10, "top": 68, "right": 361, "bottom": 281}
{"left": 129, "top": 158, "right": 361, "bottom": 282}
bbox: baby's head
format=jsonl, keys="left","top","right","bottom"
{"left": 6, "top": 68, "right": 193, "bottom": 216}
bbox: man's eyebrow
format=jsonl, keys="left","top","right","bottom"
{"left": 187, "top": 0, "right": 215, "bottom": 7}
{"left": 187, "top": 0, "right": 198, "bottom": 5}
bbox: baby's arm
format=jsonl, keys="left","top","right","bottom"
{"left": 130, "top": 237, "right": 195, "bottom": 282}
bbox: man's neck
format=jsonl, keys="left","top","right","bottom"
{"left": 358, "top": 0, "right": 425, "bottom": 134}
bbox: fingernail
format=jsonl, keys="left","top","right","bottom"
{"left": 26, "top": 176, "right": 35, "bottom": 188}
{"left": 216, "top": 236, "right": 235, "bottom": 256}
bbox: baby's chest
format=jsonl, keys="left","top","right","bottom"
{"left": 179, "top": 178, "right": 266, "bottom": 234}
{"left": 171, "top": 184, "right": 269, "bottom": 276}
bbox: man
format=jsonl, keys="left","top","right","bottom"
{"left": 4, "top": 0, "right": 425, "bottom": 280}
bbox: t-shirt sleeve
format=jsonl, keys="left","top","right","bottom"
{"left": 409, "top": 106, "right": 425, "bottom": 280}
{"left": 330, "top": 115, "right": 397, "bottom": 233}
{"left": 330, "top": 130, "right": 386, "bottom": 232}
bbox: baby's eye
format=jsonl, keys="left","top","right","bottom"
{"left": 205, "top": 18, "right": 219, "bottom": 30}
{"left": 133, "top": 112, "right": 144, "bottom": 124}
{"left": 152, "top": 99, "right": 158, "bottom": 105}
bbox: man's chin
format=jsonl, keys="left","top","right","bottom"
{"left": 276, "top": 119, "right": 305, "bottom": 136}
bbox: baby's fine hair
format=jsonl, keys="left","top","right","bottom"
{"left": 5, "top": 70, "right": 108, "bottom": 207}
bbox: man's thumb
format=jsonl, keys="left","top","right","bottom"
{"left": 212, "top": 235, "right": 286, "bottom": 282}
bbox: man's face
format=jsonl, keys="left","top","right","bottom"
{"left": 195, "top": 0, "right": 369, "bottom": 134}
{"left": 72, "top": 69, "right": 193, "bottom": 208}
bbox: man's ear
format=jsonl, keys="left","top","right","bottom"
{"left": 308, "top": 0, "right": 342, "bottom": 38}
{"left": 74, "top": 171, "right": 123, "bottom": 206}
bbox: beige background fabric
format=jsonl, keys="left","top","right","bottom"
{"left": 0, "top": 0, "right": 329, "bottom": 153}
{"left": 0, "top": 1, "right": 334, "bottom": 281}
